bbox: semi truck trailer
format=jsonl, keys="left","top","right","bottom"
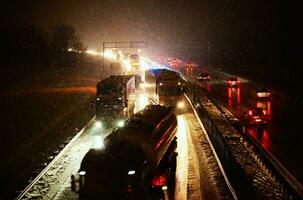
{"left": 95, "top": 75, "right": 136, "bottom": 127}
{"left": 73, "top": 105, "right": 178, "bottom": 199}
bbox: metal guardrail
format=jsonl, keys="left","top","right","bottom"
{"left": 182, "top": 74, "right": 303, "bottom": 200}
{"left": 15, "top": 116, "right": 96, "bottom": 200}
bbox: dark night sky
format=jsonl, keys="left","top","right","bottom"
{"left": 3, "top": 0, "right": 302, "bottom": 65}
{"left": 4, "top": 1, "right": 211, "bottom": 51}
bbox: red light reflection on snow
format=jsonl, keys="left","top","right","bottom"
{"left": 206, "top": 83, "right": 212, "bottom": 92}
{"left": 256, "top": 100, "right": 271, "bottom": 115}
{"left": 227, "top": 87, "right": 241, "bottom": 108}
{"left": 260, "top": 129, "right": 270, "bottom": 151}
{"left": 236, "top": 87, "right": 241, "bottom": 103}
{"left": 185, "top": 66, "right": 193, "bottom": 75}
{"left": 267, "top": 101, "right": 271, "bottom": 115}
{"left": 246, "top": 127, "right": 271, "bottom": 151}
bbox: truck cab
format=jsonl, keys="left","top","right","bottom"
{"left": 129, "top": 54, "right": 140, "bottom": 71}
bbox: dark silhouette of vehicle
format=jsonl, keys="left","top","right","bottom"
{"left": 243, "top": 107, "right": 269, "bottom": 125}
{"left": 197, "top": 72, "right": 211, "bottom": 81}
{"left": 95, "top": 75, "right": 136, "bottom": 127}
{"left": 73, "top": 105, "right": 178, "bottom": 199}
{"left": 150, "top": 68, "right": 185, "bottom": 96}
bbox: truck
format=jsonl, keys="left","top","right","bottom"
{"left": 149, "top": 68, "right": 186, "bottom": 112}
{"left": 128, "top": 53, "right": 141, "bottom": 73}
{"left": 129, "top": 53, "right": 140, "bottom": 67}
{"left": 142, "top": 69, "right": 158, "bottom": 103}
{"left": 72, "top": 105, "right": 178, "bottom": 199}
{"left": 95, "top": 75, "right": 136, "bottom": 127}
{"left": 150, "top": 68, "right": 185, "bottom": 96}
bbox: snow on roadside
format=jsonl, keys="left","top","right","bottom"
{"left": 185, "top": 112, "right": 232, "bottom": 200}
{"left": 21, "top": 123, "right": 112, "bottom": 200}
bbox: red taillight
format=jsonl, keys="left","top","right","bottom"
{"left": 127, "top": 185, "right": 134, "bottom": 193}
{"left": 228, "top": 81, "right": 232, "bottom": 84}
{"left": 263, "top": 110, "right": 267, "bottom": 115}
{"left": 152, "top": 175, "right": 167, "bottom": 187}
{"left": 249, "top": 110, "right": 253, "bottom": 115}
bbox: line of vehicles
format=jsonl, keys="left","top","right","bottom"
{"left": 195, "top": 68, "right": 272, "bottom": 126}
{"left": 224, "top": 76, "right": 271, "bottom": 126}
{"left": 72, "top": 60, "right": 185, "bottom": 199}
{"left": 159, "top": 55, "right": 273, "bottom": 127}
{"left": 73, "top": 54, "right": 272, "bottom": 198}
{"left": 95, "top": 67, "right": 185, "bottom": 128}
{"left": 159, "top": 55, "right": 272, "bottom": 128}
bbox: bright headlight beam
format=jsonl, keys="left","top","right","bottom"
{"left": 79, "top": 171, "right": 86, "bottom": 176}
{"left": 128, "top": 170, "right": 136, "bottom": 175}
{"left": 177, "top": 101, "right": 185, "bottom": 109}
{"left": 94, "top": 136, "right": 104, "bottom": 149}
{"left": 117, "top": 120, "right": 125, "bottom": 127}
{"left": 95, "top": 121, "right": 102, "bottom": 128}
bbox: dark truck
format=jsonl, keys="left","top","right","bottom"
{"left": 73, "top": 105, "right": 178, "bottom": 199}
{"left": 95, "top": 75, "right": 136, "bottom": 127}
{"left": 150, "top": 68, "right": 185, "bottom": 96}
{"left": 150, "top": 68, "right": 186, "bottom": 112}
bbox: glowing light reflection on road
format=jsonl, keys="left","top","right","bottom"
{"left": 93, "top": 135, "right": 104, "bottom": 149}
{"left": 175, "top": 115, "right": 188, "bottom": 200}
{"left": 138, "top": 93, "right": 149, "bottom": 110}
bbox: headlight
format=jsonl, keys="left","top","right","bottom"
{"left": 128, "top": 170, "right": 136, "bottom": 175}
{"left": 79, "top": 171, "right": 86, "bottom": 176}
{"left": 159, "top": 83, "right": 163, "bottom": 86}
{"left": 95, "top": 121, "right": 102, "bottom": 128}
{"left": 117, "top": 120, "right": 125, "bottom": 127}
{"left": 177, "top": 101, "right": 185, "bottom": 108}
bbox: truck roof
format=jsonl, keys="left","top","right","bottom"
{"left": 124, "top": 104, "right": 173, "bottom": 130}
{"left": 103, "top": 105, "right": 177, "bottom": 166}
{"left": 96, "top": 75, "right": 134, "bottom": 95}
{"left": 150, "top": 69, "right": 180, "bottom": 80}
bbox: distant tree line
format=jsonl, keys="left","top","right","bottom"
{"left": 3, "top": 24, "right": 87, "bottom": 66}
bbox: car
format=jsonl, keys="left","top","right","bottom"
{"left": 227, "top": 76, "right": 240, "bottom": 87}
{"left": 243, "top": 107, "right": 269, "bottom": 125}
{"left": 197, "top": 72, "right": 211, "bottom": 81}
{"left": 256, "top": 87, "right": 270, "bottom": 98}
